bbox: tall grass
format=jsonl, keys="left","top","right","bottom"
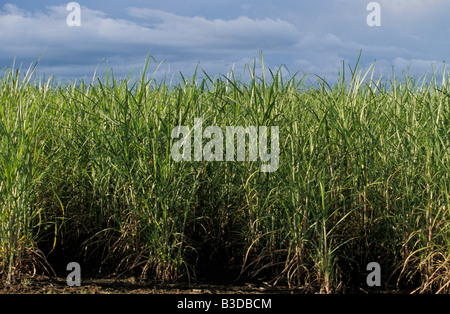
{"left": 0, "top": 62, "right": 59, "bottom": 282}
{"left": 0, "top": 56, "right": 449, "bottom": 293}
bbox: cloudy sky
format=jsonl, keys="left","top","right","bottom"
{"left": 0, "top": 0, "right": 449, "bottom": 84}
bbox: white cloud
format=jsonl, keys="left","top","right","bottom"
{"left": 379, "top": 0, "right": 448, "bottom": 15}
{"left": 0, "top": 4, "right": 300, "bottom": 51}
{"left": 0, "top": 1, "right": 448, "bottom": 84}
{"left": 125, "top": 8, "right": 300, "bottom": 49}
{"left": 393, "top": 57, "right": 440, "bottom": 72}
{"left": 0, "top": 3, "right": 302, "bottom": 81}
{"left": 377, "top": 0, "right": 450, "bottom": 29}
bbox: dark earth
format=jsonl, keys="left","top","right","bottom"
{"left": 0, "top": 273, "right": 406, "bottom": 294}
{"left": 1, "top": 275, "right": 309, "bottom": 294}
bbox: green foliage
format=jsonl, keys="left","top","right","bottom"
{"left": 0, "top": 56, "right": 449, "bottom": 293}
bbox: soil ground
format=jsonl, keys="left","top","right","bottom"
{"left": 0, "top": 275, "right": 310, "bottom": 294}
